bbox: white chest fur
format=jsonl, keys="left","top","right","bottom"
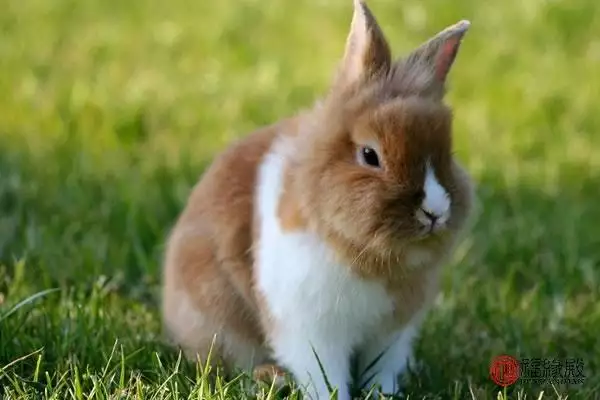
{"left": 254, "top": 138, "right": 398, "bottom": 399}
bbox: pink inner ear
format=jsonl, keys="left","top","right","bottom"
{"left": 435, "top": 37, "right": 461, "bottom": 81}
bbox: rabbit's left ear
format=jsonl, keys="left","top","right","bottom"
{"left": 334, "top": 0, "right": 392, "bottom": 89}
{"left": 395, "top": 20, "right": 470, "bottom": 96}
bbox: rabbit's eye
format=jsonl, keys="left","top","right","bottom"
{"left": 412, "top": 189, "right": 425, "bottom": 203}
{"left": 359, "top": 146, "right": 381, "bottom": 168}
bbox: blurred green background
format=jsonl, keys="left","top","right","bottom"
{"left": 0, "top": 0, "right": 599, "bottom": 398}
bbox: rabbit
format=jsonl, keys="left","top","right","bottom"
{"left": 161, "top": 0, "right": 475, "bottom": 399}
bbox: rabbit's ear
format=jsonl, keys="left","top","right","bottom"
{"left": 395, "top": 20, "right": 470, "bottom": 97}
{"left": 334, "top": 0, "right": 391, "bottom": 89}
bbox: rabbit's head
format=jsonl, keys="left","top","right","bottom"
{"left": 283, "top": 0, "right": 475, "bottom": 269}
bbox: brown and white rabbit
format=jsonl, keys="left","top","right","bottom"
{"left": 161, "top": 0, "right": 475, "bottom": 398}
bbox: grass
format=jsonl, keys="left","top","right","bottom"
{"left": 0, "top": 0, "right": 599, "bottom": 398}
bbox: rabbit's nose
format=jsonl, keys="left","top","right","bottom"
{"left": 416, "top": 207, "right": 449, "bottom": 232}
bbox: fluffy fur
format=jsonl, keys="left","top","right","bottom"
{"left": 161, "top": 1, "right": 475, "bottom": 398}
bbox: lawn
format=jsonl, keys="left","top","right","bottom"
{"left": 1, "top": 0, "right": 599, "bottom": 398}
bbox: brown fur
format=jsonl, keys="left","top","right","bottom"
{"left": 161, "top": 0, "right": 474, "bottom": 381}
{"left": 277, "top": 165, "right": 308, "bottom": 232}
{"left": 253, "top": 363, "right": 288, "bottom": 383}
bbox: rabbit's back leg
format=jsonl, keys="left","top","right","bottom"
{"left": 162, "top": 288, "right": 267, "bottom": 372}
{"left": 162, "top": 230, "right": 268, "bottom": 373}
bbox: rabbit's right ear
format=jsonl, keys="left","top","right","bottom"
{"left": 333, "top": 0, "right": 391, "bottom": 90}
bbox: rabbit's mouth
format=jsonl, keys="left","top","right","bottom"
{"left": 401, "top": 221, "right": 450, "bottom": 247}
